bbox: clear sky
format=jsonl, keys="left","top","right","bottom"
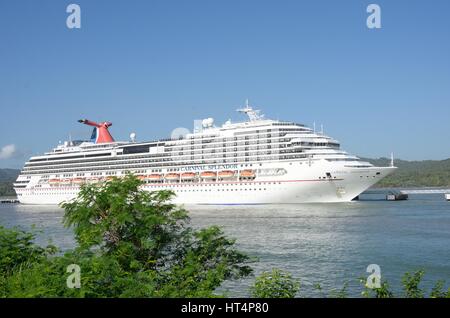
{"left": 1, "top": 0, "right": 449, "bottom": 168}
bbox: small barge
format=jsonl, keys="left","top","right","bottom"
{"left": 0, "top": 199, "right": 20, "bottom": 204}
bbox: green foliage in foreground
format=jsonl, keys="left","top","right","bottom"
{"left": 250, "top": 269, "right": 300, "bottom": 298}
{"left": 0, "top": 226, "right": 57, "bottom": 276}
{"left": 360, "top": 270, "right": 450, "bottom": 298}
{"left": 249, "top": 268, "right": 450, "bottom": 298}
{"left": 1, "top": 175, "right": 450, "bottom": 298}
{"left": 0, "top": 175, "right": 253, "bottom": 297}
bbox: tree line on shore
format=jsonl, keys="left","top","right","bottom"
{"left": 363, "top": 157, "right": 450, "bottom": 188}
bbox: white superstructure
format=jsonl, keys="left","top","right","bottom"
{"left": 14, "top": 103, "right": 396, "bottom": 204}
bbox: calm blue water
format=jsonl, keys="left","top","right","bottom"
{"left": 1, "top": 193, "right": 449, "bottom": 297}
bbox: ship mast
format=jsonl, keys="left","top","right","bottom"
{"left": 236, "top": 99, "right": 264, "bottom": 121}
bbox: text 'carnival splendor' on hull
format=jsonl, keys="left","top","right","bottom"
{"left": 14, "top": 103, "right": 396, "bottom": 205}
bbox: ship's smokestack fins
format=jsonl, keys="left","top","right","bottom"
{"left": 78, "top": 119, "right": 114, "bottom": 143}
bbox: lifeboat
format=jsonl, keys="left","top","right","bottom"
{"left": 218, "top": 170, "right": 235, "bottom": 179}
{"left": 106, "top": 176, "right": 115, "bottom": 181}
{"left": 165, "top": 173, "right": 180, "bottom": 181}
{"left": 49, "top": 179, "right": 60, "bottom": 186}
{"left": 87, "top": 177, "right": 99, "bottom": 184}
{"left": 137, "top": 175, "right": 146, "bottom": 181}
{"left": 72, "top": 178, "right": 86, "bottom": 184}
{"left": 240, "top": 169, "right": 255, "bottom": 178}
{"left": 61, "top": 179, "right": 72, "bottom": 185}
{"left": 181, "top": 172, "right": 196, "bottom": 180}
{"left": 200, "top": 171, "right": 216, "bottom": 179}
{"left": 146, "top": 174, "right": 161, "bottom": 181}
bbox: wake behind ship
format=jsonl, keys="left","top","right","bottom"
{"left": 14, "top": 103, "right": 396, "bottom": 204}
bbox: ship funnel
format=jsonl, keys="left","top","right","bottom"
{"left": 78, "top": 119, "right": 114, "bottom": 143}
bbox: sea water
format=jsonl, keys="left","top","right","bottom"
{"left": 1, "top": 193, "right": 449, "bottom": 297}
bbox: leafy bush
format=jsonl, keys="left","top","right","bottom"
{"left": 402, "top": 270, "right": 425, "bottom": 298}
{"left": 430, "top": 280, "right": 450, "bottom": 298}
{"left": 361, "top": 279, "right": 394, "bottom": 298}
{"left": 250, "top": 269, "right": 300, "bottom": 298}
{"left": 0, "top": 225, "right": 56, "bottom": 275}
{"left": 1, "top": 175, "right": 253, "bottom": 298}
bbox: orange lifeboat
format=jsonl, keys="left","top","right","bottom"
{"left": 73, "top": 178, "right": 86, "bottom": 184}
{"left": 240, "top": 169, "right": 255, "bottom": 178}
{"left": 49, "top": 179, "right": 60, "bottom": 186}
{"left": 106, "top": 176, "right": 115, "bottom": 181}
{"left": 181, "top": 172, "right": 196, "bottom": 180}
{"left": 218, "top": 170, "right": 235, "bottom": 179}
{"left": 137, "top": 175, "right": 146, "bottom": 181}
{"left": 165, "top": 173, "right": 180, "bottom": 181}
{"left": 147, "top": 174, "right": 162, "bottom": 180}
{"left": 200, "top": 171, "right": 216, "bottom": 179}
{"left": 60, "top": 179, "right": 72, "bottom": 186}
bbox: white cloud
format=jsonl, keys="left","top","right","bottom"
{"left": 0, "top": 144, "right": 17, "bottom": 160}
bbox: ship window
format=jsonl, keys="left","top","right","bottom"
{"left": 123, "top": 145, "right": 150, "bottom": 154}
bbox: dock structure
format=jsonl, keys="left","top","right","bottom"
{"left": 386, "top": 191, "right": 408, "bottom": 201}
{"left": 0, "top": 199, "right": 20, "bottom": 204}
{"left": 354, "top": 189, "right": 408, "bottom": 201}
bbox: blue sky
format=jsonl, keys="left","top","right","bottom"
{"left": 0, "top": 0, "right": 449, "bottom": 168}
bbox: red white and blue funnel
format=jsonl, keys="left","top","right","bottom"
{"left": 78, "top": 119, "right": 114, "bottom": 143}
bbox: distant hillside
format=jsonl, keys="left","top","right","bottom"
{"left": 0, "top": 168, "right": 20, "bottom": 182}
{"left": 362, "top": 158, "right": 450, "bottom": 188}
{"left": 0, "top": 168, "right": 20, "bottom": 197}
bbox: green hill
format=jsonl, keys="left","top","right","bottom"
{"left": 0, "top": 168, "right": 20, "bottom": 197}
{"left": 362, "top": 158, "right": 450, "bottom": 188}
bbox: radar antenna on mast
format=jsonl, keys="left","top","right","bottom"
{"left": 236, "top": 99, "right": 264, "bottom": 121}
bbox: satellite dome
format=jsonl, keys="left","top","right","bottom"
{"left": 202, "top": 118, "right": 214, "bottom": 128}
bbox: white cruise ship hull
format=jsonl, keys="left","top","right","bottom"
{"left": 16, "top": 161, "right": 396, "bottom": 205}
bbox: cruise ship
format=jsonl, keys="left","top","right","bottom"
{"left": 14, "top": 103, "right": 396, "bottom": 204}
